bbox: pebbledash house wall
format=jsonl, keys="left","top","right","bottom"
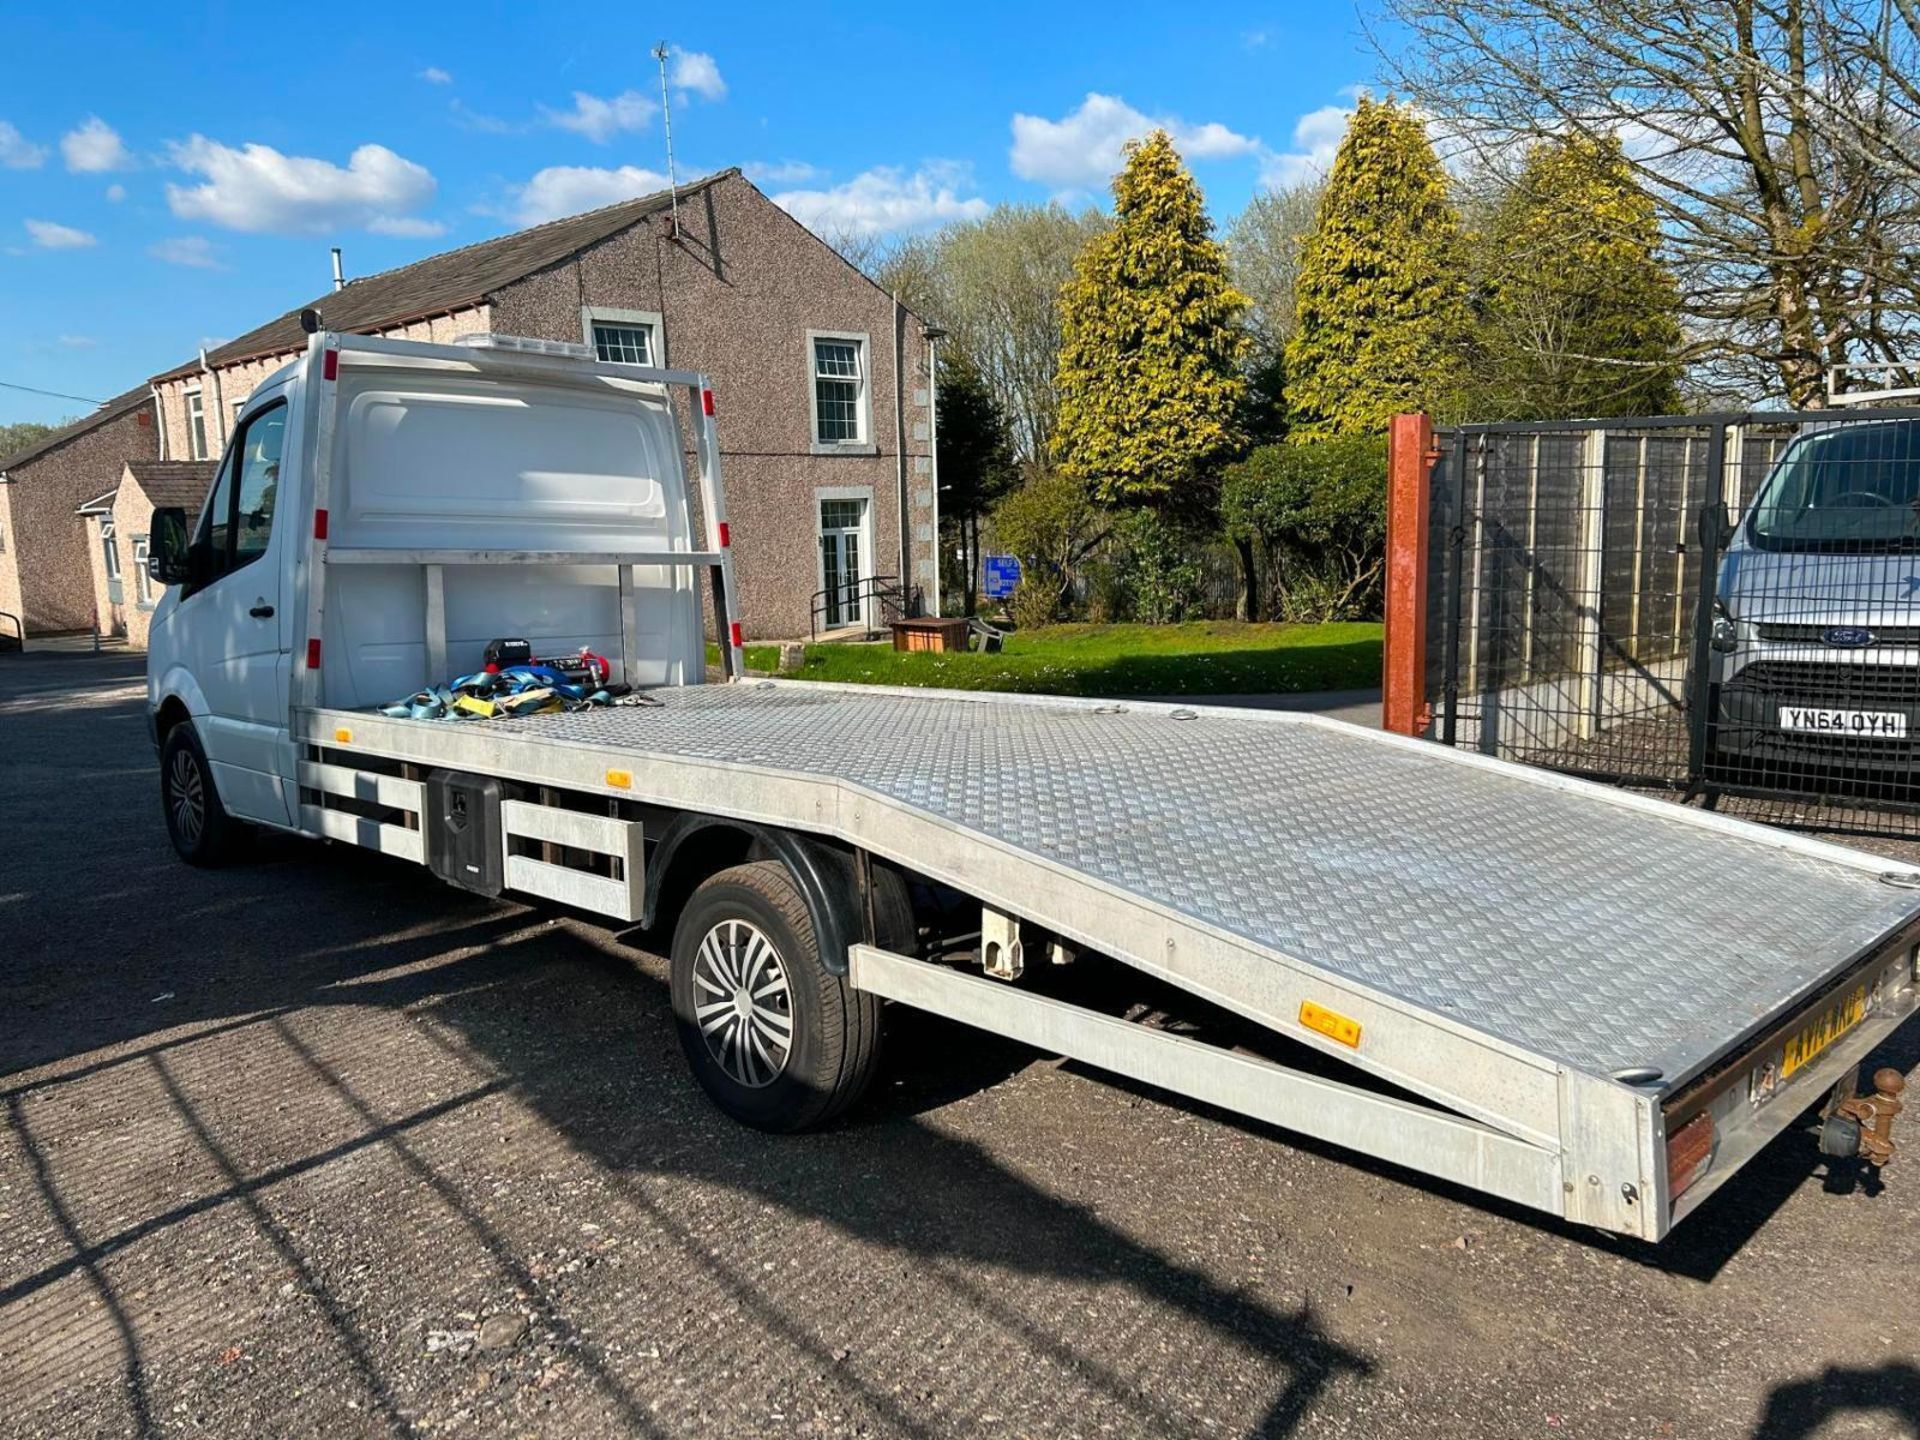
{"left": 485, "top": 175, "right": 936, "bottom": 639}
{"left": 85, "top": 472, "right": 167, "bottom": 651}
{"left": 0, "top": 403, "right": 158, "bottom": 635}
{"left": 148, "top": 174, "right": 934, "bottom": 641}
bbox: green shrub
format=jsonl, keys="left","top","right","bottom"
{"left": 990, "top": 470, "right": 1108, "bottom": 626}
{"left": 1103, "top": 508, "right": 1205, "bottom": 623}
{"left": 1220, "top": 436, "right": 1388, "bottom": 622}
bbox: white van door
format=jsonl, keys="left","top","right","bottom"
{"left": 175, "top": 394, "right": 292, "bottom": 825}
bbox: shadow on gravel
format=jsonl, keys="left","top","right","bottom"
{"left": 1752, "top": 1360, "right": 1920, "bottom": 1439}
{"left": 3, "top": 822, "right": 1373, "bottom": 1438}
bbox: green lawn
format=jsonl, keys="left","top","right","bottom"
{"left": 710, "top": 620, "right": 1382, "bottom": 698}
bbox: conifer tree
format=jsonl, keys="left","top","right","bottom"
{"left": 1053, "top": 131, "right": 1250, "bottom": 507}
{"left": 1286, "top": 98, "right": 1470, "bottom": 437}
{"left": 1474, "top": 135, "right": 1683, "bottom": 418}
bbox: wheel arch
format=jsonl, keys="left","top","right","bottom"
{"left": 150, "top": 664, "right": 209, "bottom": 744}
{"left": 644, "top": 815, "right": 866, "bottom": 975}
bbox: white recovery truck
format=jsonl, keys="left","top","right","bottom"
{"left": 144, "top": 330, "right": 1918, "bottom": 1243}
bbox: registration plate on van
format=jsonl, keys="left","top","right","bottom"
{"left": 1778, "top": 706, "right": 1907, "bottom": 738}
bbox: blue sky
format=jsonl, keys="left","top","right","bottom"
{"left": 0, "top": 2, "right": 1378, "bottom": 426}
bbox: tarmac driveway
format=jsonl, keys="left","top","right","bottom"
{"left": 0, "top": 654, "right": 1916, "bottom": 1439}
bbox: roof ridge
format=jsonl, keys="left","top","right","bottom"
{"left": 321, "top": 167, "right": 741, "bottom": 295}
{"left": 0, "top": 383, "right": 155, "bottom": 473}
{"left": 153, "top": 168, "right": 744, "bottom": 384}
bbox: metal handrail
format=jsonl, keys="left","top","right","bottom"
{"left": 810, "top": 574, "right": 909, "bottom": 640}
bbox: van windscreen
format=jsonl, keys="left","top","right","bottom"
{"left": 1748, "top": 419, "right": 1920, "bottom": 551}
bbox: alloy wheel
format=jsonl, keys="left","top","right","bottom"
{"left": 168, "top": 747, "right": 205, "bottom": 848}
{"left": 691, "top": 918, "right": 793, "bottom": 1087}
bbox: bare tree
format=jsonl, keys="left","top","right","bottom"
{"left": 1226, "top": 180, "right": 1325, "bottom": 357}
{"left": 1374, "top": 0, "right": 1920, "bottom": 405}
{"left": 875, "top": 204, "right": 1108, "bottom": 464}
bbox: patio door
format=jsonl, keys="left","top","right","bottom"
{"left": 819, "top": 496, "right": 868, "bottom": 629}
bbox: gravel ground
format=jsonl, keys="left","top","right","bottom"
{"left": 2, "top": 654, "right": 1917, "bottom": 1440}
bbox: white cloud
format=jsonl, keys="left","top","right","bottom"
{"left": 149, "top": 235, "right": 226, "bottom": 269}
{"left": 0, "top": 120, "right": 46, "bottom": 169}
{"left": 57, "top": 334, "right": 97, "bottom": 349}
{"left": 1010, "top": 93, "right": 1260, "bottom": 188}
{"left": 105, "top": 183, "right": 126, "bottom": 202}
{"left": 368, "top": 215, "right": 448, "bottom": 238}
{"left": 61, "top": 117, "right": 131, "bottom": 173}
{"left": 510, "top": 164, "right": 672, "bottom": 224}
{"left": 165, "top": 135, "right": 437, "bottom": 234}
{"left": 542, "top": 90, "right": 656, "bottom": 144}
{"left": 746, "top": 159, "right": 823, "bottom": 185}
{"left": 25, "top": 219, "right": 96, "bottom": 249}
{"left": 772, "top": 164, "right": 989, "bottom": 239}
{"left": 418, "top": 66, "right": 453, "bottom": 85}
{"left": 669, "top": 48, "right": 726, "bottom": 102}
{"left": 1259, "top": 103, "right": 1353, "bottom": 189}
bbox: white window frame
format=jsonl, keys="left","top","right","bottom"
{"left": 185, "top": 387, "right": 208, "bottom": 461}
{"left": 581, "top": 306, "right": 664, "bottom": 368}
{"left": 807, "top": 330, "right": 876, "bottom": 454}
{"left": 132, "top": 534, "right": 153, "bottom": 605}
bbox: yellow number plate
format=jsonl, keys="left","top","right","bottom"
{"left": 1781, "top": 985, "right": 1868, "bottom": 1079}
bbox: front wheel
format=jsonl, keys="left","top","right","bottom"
{"left": 670, "top": 860, "right": 882, "bottom": 1132}
{"left": 160, "top": 722, "right": 242, "bottom": 866}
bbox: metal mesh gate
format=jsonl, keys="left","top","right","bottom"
{"left": 1417, "top": 407, "right": 1920, "bottom": 840}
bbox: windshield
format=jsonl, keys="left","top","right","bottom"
{"left": 1748, "top": 419, "right": 1920, "bottom": 551}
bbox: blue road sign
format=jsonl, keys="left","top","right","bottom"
{"left": 984, "top": 554, "right": 1021, "bottom": 600}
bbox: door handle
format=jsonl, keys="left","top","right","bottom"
{"left": 249, "top": 602, "right": 275, "bottom": 618}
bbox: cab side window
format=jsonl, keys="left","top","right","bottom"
{"left": 231, "top": 407, "right": 285, "bottom": 567}
{"left": 194, "top": 401, "right": 286, "bottom": 587}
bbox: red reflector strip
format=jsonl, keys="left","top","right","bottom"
{"left": 313, "top": 508, "right": 329, "bottom": 540}
{"left": 701, "top": 388, "right": 715, "bottom": 416}
{"left": 728, "top": 622, "right": 744, "bottom": 648}
{"left": 322, "top": 349, "right": 339, "bottom": 381}
{"left": 306, "top": 638, "right": 323, "bottom": 670}
{"left": 1665, "top": 1111, "right": 1715, "bottom": 1198}
{"left": 717, "top": 522, "right": 731, "bottom": 547}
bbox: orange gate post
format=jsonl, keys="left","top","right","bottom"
{"left": 1383, "top": 413, "right": 1435, "bottom": 736}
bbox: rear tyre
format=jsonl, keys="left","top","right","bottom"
{"left": 670, "top": 860, "right": 882, "bottom": 1132}
{"left": 160, "top": 722, "right": 242, "bottom": 867}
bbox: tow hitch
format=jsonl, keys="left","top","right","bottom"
{"left": 1819, "top": 1067, "right": 1907, "bottom": 1167}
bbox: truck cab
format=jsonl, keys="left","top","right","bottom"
{"left": 145, "top": 331, "right": 721, "bottom": 846}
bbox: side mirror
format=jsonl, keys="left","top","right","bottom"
{"left": 149, "top": 506, "right": 193, "bottom": 586}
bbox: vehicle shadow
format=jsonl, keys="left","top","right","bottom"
{"left": 1751, "top": 1360, "right": 1920, "bottom": 1439}
{"left": 2, "top": 835, "right": 1374, "bottom": 1438}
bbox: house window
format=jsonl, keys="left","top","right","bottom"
{"left": 810, "top": 333, "right": 869, "bottom": 446}
{"left": 132, "top": 535, "right": 153, "bottom": 604}
{"left": 582, "top": 306, "right": 662, "bottom": 367}
{"left": 185, "top": 388, "right": 208, "bottom": 461}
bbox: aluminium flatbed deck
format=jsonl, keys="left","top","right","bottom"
{"left": 302, "top": 680, "right": 1920, "bottom": 1238}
